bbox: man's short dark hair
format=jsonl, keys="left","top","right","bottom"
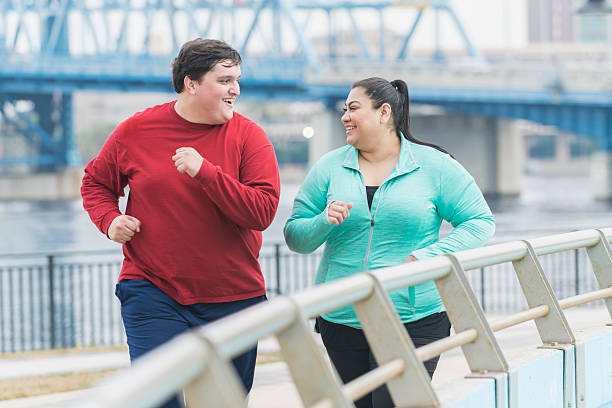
{"left": 171, "top": 38, "right": 242, "bottom": 93}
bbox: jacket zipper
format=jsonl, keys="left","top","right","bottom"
{"left": 361, "top": 180, "right": 416, "bottom": 313}
{"left": 363, "top": 187, "right": 383, "bottom": 271}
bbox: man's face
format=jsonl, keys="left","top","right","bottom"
{"left": 191, "top": 60, "right": 241, "bottom": 124}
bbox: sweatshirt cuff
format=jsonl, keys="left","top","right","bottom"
{"left": 317, "top": 207, "right": 334, "bottom": 229}
{"left": 194, "top": 158, "right": 218, "bottom": 187}
{"left": 101, "top": 211, "right": 123, "bottom": 236}
{"left": 322, "top": 201, "right": 334, "bottom": 225}
{"left": 411, "top": 247, "right": 437, "bottom": 261}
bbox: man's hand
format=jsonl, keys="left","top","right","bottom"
{"left": 403, "top": 255, "right": 418, "bottom": 263}
{"left": 108, "top": 215, "right": 142, "bottom": 244}
{"left": 327, "top": 201, "right": 353, "bottom": 225}
{"left": 172, "top": 147, "right": 204, "bottom": 178}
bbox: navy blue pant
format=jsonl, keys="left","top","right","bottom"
{"left": 115, "top": 279, "right": 266, "bottom": 408}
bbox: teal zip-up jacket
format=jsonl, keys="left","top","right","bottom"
{"left": 283, "top": 136, "right": 495, "bottom": 328}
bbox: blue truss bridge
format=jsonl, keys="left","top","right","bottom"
{"left": 2, "top": 0, "right": 612, "bottom": 170}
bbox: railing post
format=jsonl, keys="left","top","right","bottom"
{"left": 353, "top": 273, "right": 439, "bottom": 407}
{"left": 439, "top": 255, "right": 508, "bottom": 373}
{"left": 585, "top": 230, "right": 612, "bottom": 321}
{"left": 437, "top": 255, "right": 509, "bottom": 408}
{"left": 183, "top": 336, "right": 248, "bottom": 408}
{"left": 274, "top": 297, "right": 353, "bottom": 408}
{"left": 47, "top": 255, "right": 56, "bottom": 349}
{"left": 512, "top": 241, "right": 574, "bottom": 345}
{"left": 275, "top": 243, "right": 281, "bottom": 294}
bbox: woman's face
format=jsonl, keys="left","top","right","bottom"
{"left": 341, "top": 86, "right": 383, "bottom": 150}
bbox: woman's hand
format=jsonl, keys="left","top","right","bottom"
{"left": 403, "top": 255, "right": 418, "bottom": 263}
{"left": 327, "top": 201, "right": 353, "bottom": 225}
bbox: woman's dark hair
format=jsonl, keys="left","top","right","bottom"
{"left": 171, "top": 38, "right": 242, "bottom": 93}
{"left": 351, "top": 77, "right": 450, "bottom": 155}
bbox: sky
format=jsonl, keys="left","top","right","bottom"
{"left": 441, "top": 0, "right": 528, "bottom": 50}
{"left": 342, "top": 0, "right": 528, "bottom": 51}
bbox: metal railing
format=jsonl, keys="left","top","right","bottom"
{"left": 0, "top": 239, "right": 604, "bottom": 353}
{"left": 70, "top": 228, "right": 612, "bottom": 408}
{"left": 0, "top": 250, "right": 124, "bottom": 352}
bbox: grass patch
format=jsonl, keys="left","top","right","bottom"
{"left": 0, "top": 369, "right": 119, "bottom": 401}
{"left": 0, "top": 348, "right": 281, "bottom": 401}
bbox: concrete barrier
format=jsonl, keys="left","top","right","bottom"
{"left": 0, "top": 168, "right": 83, "bottom": 200}
{"left": 575, "top": 327, "right": 612, "bottom": 408}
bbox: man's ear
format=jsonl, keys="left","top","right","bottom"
{"left": 184, "top": 76, "right": 196, "bottom": 95}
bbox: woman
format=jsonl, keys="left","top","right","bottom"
{"left": 283, "top": 77, "right": 495, "bottom": 408}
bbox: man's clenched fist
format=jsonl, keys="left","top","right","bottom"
{"left": 108, "top": 215, "right": 142, "bottom": 244}
{"left": 172, "top": 147, "right": 204, "bottom": 178}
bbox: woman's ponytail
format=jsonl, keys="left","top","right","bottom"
{"left": 352, "top": 77, "right": 450, "bottom": 156}
{"left": 389, "top": 79, "right": 450, "bottom": 155}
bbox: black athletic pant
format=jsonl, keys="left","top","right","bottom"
{"left": 317, "top": 312, "right": 451, "bottom": 408}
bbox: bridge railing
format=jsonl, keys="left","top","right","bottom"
{"left": 70, "top": 228, "right": 612, "bottom": 408}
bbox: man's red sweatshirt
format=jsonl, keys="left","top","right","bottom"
{"left": 81, "top": 101, "right": 280, "bottom": 304}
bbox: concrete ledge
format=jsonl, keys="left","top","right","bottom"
{"left": 436, "top": 377, "right": 496, "bottom": 408}
{"left": 574, "top": 326, "right": 612, "bottom": 408}
{"left": 507, "top": 347, "right": 564, "bottom": 408}
{"left": 0, "top": 168, "right": 83, "bottom": 200}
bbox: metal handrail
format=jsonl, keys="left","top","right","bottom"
{"left": 73, "top": 228, "right": 612, "bottom": 408}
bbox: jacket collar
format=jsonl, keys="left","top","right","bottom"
{"left": 342, "top": 132, "right": 420, "bottom": 176}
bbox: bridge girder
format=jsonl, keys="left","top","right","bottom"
{"left": 0, "top": 0, "right": 485, "bottom": 170}
{"left": 4, "top": 0, "right": 612, "bottom": 171}
{"left": 0, "top": 0, "right": 478, "bottom": 64}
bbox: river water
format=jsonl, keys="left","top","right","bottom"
{"left": 0, "top": 173, "right": 611, "bottom": 256}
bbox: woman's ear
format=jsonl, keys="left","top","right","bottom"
{"left": 380, "top": 103, "right": 392, "bottom": 124}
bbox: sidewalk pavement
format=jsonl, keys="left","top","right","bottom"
{"left": 0, "top": 307, "right": 610, "bottom": 408}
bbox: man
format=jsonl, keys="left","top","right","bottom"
{"left": 81, "top": 38, "right": 280, "bottom": 407}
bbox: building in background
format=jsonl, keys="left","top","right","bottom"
{"left": 528, "top": 0, "right": 574, "bottom": 43}
{"left": 575, "top": 12, "right": 612, "bottom": 42}
{"left": 528, "top": 0, "right": 612, "bottom": 43}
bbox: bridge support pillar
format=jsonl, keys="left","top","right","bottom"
{"left": 411, "top": 113, "right": 524, "bottom": 197}
{"left": 308, "top": 100, "right": 347, "bottom": 167}
{"left": 495, "top": 119, "right": 524, "bottom": 196}
{"left": 591, "top": 152, "right": 612, "bottom": 200}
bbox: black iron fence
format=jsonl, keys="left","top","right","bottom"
{"left": 0, "top": 243, "right": 603, "bottom": 353}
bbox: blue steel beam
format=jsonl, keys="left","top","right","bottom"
{"left": 43, "top": 0, "right": 70, "bottom": 56}
{"left": 0, "top": 97, "right": 62, "bottom": 168}
{"left": 0, "top": 95, "right": 60, "bottom": 156}
{"left": 397, "top": 8, "right": 424, "bottom": 60}
{"left": 240, "top": 0, "right": 272, "bottom": 55}
{"left": 1, "top": 0, "right": 461, "bottom": 64}
{"left": 439, "top": 1, "right": 482, "bottom": 59}
{"left": 433, "top": 6, "right": 443, "bottom": 62}
{"left": 347, "top": 8, "right": 372, "bottom": 60}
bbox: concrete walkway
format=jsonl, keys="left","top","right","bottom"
{"left": 0, "top": 351, "right": 129, "bottom": 380}
{"left": 0, "top": 307, "right": 610, "bottom": 408}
